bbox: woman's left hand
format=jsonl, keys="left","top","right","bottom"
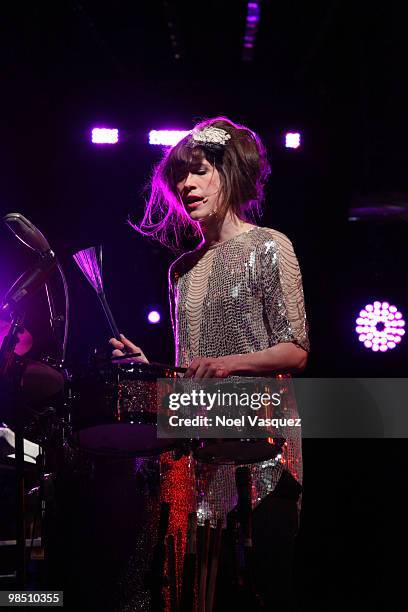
{"left": 184, "top": 356, "right": 236, "bottom": 379}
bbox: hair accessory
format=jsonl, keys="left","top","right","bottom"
{"left": 189, "top": 126, "right": 231, "bottom": 148}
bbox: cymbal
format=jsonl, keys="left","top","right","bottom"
{"left": 0, "top": 319, "right": 33, "bottom": 356}
{"left": 21, "top": 359, "right": 64, "bottom": 402}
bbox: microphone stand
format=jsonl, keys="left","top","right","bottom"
{"left": 0, "top": 311, "right": 28, "bottom": 589}
{"left": 3, "top": 213, "right": 69, "bottom": 367}
{"left": 45, "top": 283, "right": 62, "bottom": 357}
{"left": 42, "top": 253, "right": 69, "bottom": 368}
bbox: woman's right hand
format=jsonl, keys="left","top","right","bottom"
{"left": 109, "top": 333, "right": 149, "bottom": 363}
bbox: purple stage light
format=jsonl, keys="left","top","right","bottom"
{"left": 91, "top": 128, "right": 119, "bottom": 144}
{"left": 242, "top": 1, "right": 262, "bottom": 62}
{"left": 355, "top": 301, "right": 405, "bottom": 352}
{"left": 148, "top": 130, "right": 190, "bottom": 146}
{"left": 285, "top": 132, "right": 301, "bottom": 149}
{"left": 147, "top": 310, "right": 161, "bottom": 324}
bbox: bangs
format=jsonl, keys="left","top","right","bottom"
{"left": 164, "top": 140, "right": 207, "bottom": 189}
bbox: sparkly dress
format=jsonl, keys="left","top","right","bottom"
{"left": 160, "top": 225, "right": 309, "bottom": 542}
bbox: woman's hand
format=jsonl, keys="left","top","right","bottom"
{"left": 184, "top": 355, "right": 236, "bottom": 379}
{"left": 109, "top": 334, "right": 149, "bottom": 363}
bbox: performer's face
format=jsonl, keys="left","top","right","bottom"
{"left": 177, "top": 158, "right": 221, "bottom": 221}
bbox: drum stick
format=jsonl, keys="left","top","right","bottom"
{"left": 97, "top": 291, "right": 121, "bottom": 340}
{"left": 206, "top": 519, "right": 223, "bottom": 612}
{"left": 180, "top": 512, "right": 197, "bottom": 612}
{"left": 111, "top": 352, "right": 142, "bottom": 360}
{"left": 167, "top": 534, "right": 179, "bottom": 612}
{"left": 198, "top": 519, "right": 211, "bottom": 612}
{"left": 150, "top": 362, "right": 187, "bottom": 374}
{"left": 73, "top": 245, "right": 122, "bottom": 342}
{"left": 110, "top": 355, "right": 187, "bottom": 373}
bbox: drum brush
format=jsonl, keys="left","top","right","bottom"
{"left": 73, "top": 245, "right": 122, "bottom": 341}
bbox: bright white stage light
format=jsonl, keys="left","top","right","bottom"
{"left": 91, "top": 128, "right": 119, "bottom": 144}
{"left": 148, "top": 130, "right": 190, "bottom": 146}
{"left": 285, "top": 132, "right": 301, "bottom": 149}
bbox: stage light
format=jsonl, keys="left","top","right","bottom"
{"left": 285, "top": 132, "right": 301, "bottom": 149}
{"left": 355, "top": 301, "right": 405, "bottom": 352}
{"left": 147, "top": 310, "right": 161, "bottom": 324}
{"left": 148, "top": 130, "right": 190, "bottom": 146}
{"left": 91, "top": 128, "right": 119, "bottom": 144}
{"left": 242, "top": 1, "right": 261, "bottom": 61}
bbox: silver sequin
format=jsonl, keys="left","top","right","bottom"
{"left": 167, "top": 226, "right": 310, "bottom": 525}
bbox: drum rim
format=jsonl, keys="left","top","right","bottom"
{"left": 70, "top": 426, "right": 178, "bottom": 458}
{"left": 109, "top": 358, "right": 180, "bottom": 377}
{"left": 193, "top": 438, "right": 285, "bottom": 465}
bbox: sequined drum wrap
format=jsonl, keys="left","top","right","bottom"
{"left": 117, "top": 379, "right": 159, "bottom": 416}
{"left": 165, "top": 226, "right": 309, "bottom": 529}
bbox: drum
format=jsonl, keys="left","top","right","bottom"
{"left": 69, "top": 359, "right": 179, "bottom": 457}
{"left": 192, "top": 437, "right": 285, "bottom": 465}
{"left": 190, "top": 376, "right": 291, "bottom": 465}
{"left": 0, "top": 357, "right": 66, "bottom": 446}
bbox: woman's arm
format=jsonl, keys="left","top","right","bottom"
{"left": 184, "top": 342, "right": 307, "bottom": 378}
{"left": 231, "top": 342, "right": 308, "bottom": 374}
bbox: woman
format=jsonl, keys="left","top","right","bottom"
{"left": 110, "top": 117, "right": 309, "bottom": 609}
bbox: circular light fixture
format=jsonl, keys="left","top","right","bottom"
{"left": 147, "top": 310, "right": 161, "bottom": 324}
{"left": 355, "top": 301, "right": 405, "bottom": 352}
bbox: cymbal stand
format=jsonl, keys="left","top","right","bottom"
{"left": 44, "top": 258, "right": 69, "bottom": 367}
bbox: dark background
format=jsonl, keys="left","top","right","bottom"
{"left": 0, "top": 1, "right": 406, "bottom": 609}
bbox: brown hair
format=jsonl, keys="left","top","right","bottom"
{"left": 131, "top": 116, "right": 271, "bottom": 249}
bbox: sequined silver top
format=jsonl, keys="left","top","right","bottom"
{"left": 167, "top": 225, "right": 310, "bottom": 525}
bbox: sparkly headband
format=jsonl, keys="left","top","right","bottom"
{"left": 188, "top": 126, "right": 232, "bottom": 150}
